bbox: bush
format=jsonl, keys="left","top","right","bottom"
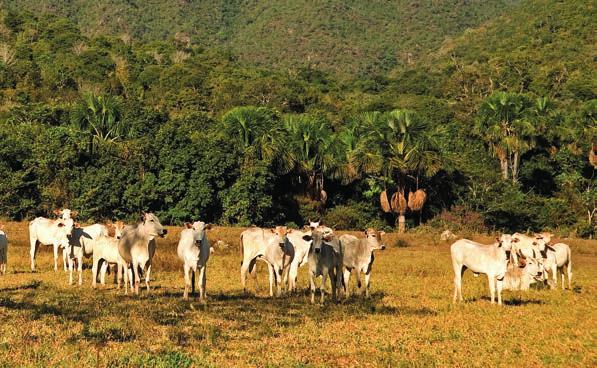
{"left": 322, "top": 201, "right": 381, "bottom": 230}
{"left": 429, "top": 205, "right": 487, "bottom": 233}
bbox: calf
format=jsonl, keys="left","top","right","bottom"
{"left": 118, "top": 213, "right": 167, "bottom": 295}
{"left": 29, "top": 217, "right": 74, "bottom": 271}
{"left": 285, "top": 228, "right": 313, "bottom": 292}
{"left": 339, "top": 228, "right": 386, "bottom": 298}
{"left": 177, "top": 221, "right": 212, "bottom": 300}
{"left": 240, "top": 226, "right": 294, "bottom": 297}
{"left": 0, "top": 226, "right": 7, "bottom": 275}
{"left": 502, "top": 256, "right": 544, "bottom": 291}
{"left": 66, "top": 223, "right": 108, "bottom": 285}
{"left": 305, "top": 230, "right": 343, "bottom": 304}
{"left": 451, "top": 234, "right": 517, "bottom": 305}
{"left": 543, "top": 242, "right": 572, "bottom": 289}
{"left": 91, "top": 235, "right": 126, "bottom": 289}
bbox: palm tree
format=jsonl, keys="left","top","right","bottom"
{"left": 221, "top": 106, "right": 290, "bottom": 170}
{"left": 476, "top": 92, "right": 536, "bottom": 183}
{"left": 283, "top": 114, "right": 336, "bottom": 204}
{"left": 71, "top": 93, "right": 126, "bottom": 156}
{"left": 353, "top": 109, "right": 441, "bottom": 232}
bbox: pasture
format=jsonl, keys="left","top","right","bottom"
{"left": 0, "top": 222, "right": 595, "bottom": 367}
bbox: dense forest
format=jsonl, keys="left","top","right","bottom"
{"left": 0, "top": 1, "right": 594, "bottom": 237}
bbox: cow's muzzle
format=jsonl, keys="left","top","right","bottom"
{"left": 159, "top": 229, "right": 168, "bottom": 238}
{"left": 279, "top": 242, "right": 285, "bottom": 248}
{"left": 380, "top": 245, "right": 386, "bottom": 250}
{"left": 314, "top": 247, "right": 321, "bottom": 254}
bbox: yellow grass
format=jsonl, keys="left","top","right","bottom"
{"left": 0, "top": 222, "right": 595, "bottom": 367}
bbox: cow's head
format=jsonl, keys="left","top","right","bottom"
{"left": 270, "top": 226, "right": 291, "bottom": 248}
{"left": 141, "top": 212, "right": 167, "bottom": 238}
{"left": 523, "top": 257, "right": 545, "bottom": 281}
{"left": 364, "top": 228, "right": 386, "bottom": 251}
{"left": 54, "top": 208, "right": 78, "bottom": 220}
{"left": 187, "top": 221, "right": 212, "bottom": 246}
{"left": 114, "top": 221, "right": 126, "bottom": 240}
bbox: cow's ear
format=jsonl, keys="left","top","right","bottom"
{"left": 302, "top": 235, "right": 312, "bottom": 242}
{"left": 53, "top": 209, "right": 62, "bottom": 215}
{"left": 71, "top": 211, "right": 78, "bottom": 218}
{"left": 380, "top": 231, "right": 386, "bottom": 236}
{"left": 287, "top": 229, "right": 293, "bottom": 233}
{"left": 184, "top": 222, "right": 192, "bottom": 229}
{"left": 205, "top": 223, "right": 213, "bottom": 230}
{"left": 140, "top": 212, "right": 146, "bottom": 222}
{"left": 57, "top": 222, "right": 65, "bottom": 227}
{"left": 270, "top": 228, "right": 276, "bottom": 233}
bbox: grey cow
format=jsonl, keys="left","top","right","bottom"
{"left": 339, "top": 228, "right": 386, "bottom": 298}
{"left": 118, "top": 213, "right": 167, "bottom": 295}
{"left": 304, "top": 230, "right": 343, "bottom": 304}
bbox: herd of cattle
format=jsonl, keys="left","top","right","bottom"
{"left": 0, "top": 209, "right": 574, "bottom": 305}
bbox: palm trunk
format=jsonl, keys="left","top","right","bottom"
{"left": 512, "top": 151, "right": 520, "bottom": 183}
{"left": 500, "top": 157, "right": 508, "bottom": 180}
{"left": 397, "top": 212, "right": 406, "bottom": 233}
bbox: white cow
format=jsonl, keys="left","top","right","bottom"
{"left": 91, "top": 235, "right": 126, "bottom": 289}
{"left": 451, "top": 234, "right": 517, "bottom": 305}
{"left": 98, "top": 221, "right": 128, "bottom": 284}
{"left": 118, "top": 213, "right": 167, "bottom": 295}
{"left": 65, "top": 223, "right": 108, "bottom": 285}
{"left": 306, "top": 230, "right": 343, "bottom": 304}
{"left": 543, "top": 242, "right": 572, "bottom": 289}
{"left": 0, "top": 226, "right": 7, "bottom": 275}
{"left": 177, "top": 221, "right": 212, "bottom": 300}
{"left": 339, "top": 228, "right": 386, "bottom": 298}
{"left": 502, "top": 256, "right": 544, "bottom": 291}
{"left": 240, "top": 226, "right": 294, "bottom": 297}
{"left": 29, "top": 217, "right": 74, "bottom": 271}
{"left": 285, "top": 228, "right": 313, "bottom": 292}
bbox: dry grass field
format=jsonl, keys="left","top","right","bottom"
{"left": 0, "top": 221, "right": 595, "bottom": 367}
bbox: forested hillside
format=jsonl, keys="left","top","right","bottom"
{"left": 2, "top": 0, "right": 520, "bottom": 77}
{"left": 0, "top": 0, "right": 594, "bottom": 237}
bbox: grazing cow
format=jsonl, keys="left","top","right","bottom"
{"left": 451, "top": 234, "right": 518, "bottom": 305}
{"left": 339, "top": 228, "right": 386, "bottom": 298}
{"left": 305, "top": 230, "right": 343, "bottom": 304}
{"left": 285, "top": 228, "right": 313, "bottom": 292}
{"left": 29, "top": 217, "right": 74, "bottom": 271}
{"left": 91, "top": 235, "right": 126, "bottom": 289}
{"left": 502, "top": 256, "right": 544, "bottom": 291}
{"left": 118, "top": 213, "right": 167, "bottom": 295}
{"left": 177, "top": 221, "right": 212, "bottom": 300}
{"left": 0, "top": 226, "right": 7, "bottom": 275}
{"left": 99, "top": 221, "right": 128, "bottom": 284}
{"left": 240, "top": 226, "right": 294, "bottom": 297}
{"left": 543, "top": 243, "right": 572, "bottom": 289}
{"left": 65, "top": 223, "right": 109, "bottom": 285}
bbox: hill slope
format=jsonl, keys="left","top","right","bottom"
{"left": 2, "top": 0, "right": 521, "bottom": 77}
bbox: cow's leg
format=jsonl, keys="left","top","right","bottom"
{"left": 116, "top": 263, "right": 122, "bottom": 289}
{"left": 452, "top": 263, "right": 463, "bottom": 303}
{"left": 29, "top": 239, "right": 38, "bottom": 271}
{"left": 364, "top": 271, "right": 372, "bottom": 298}
{"left": 132, "top": 261, "right": 140, "bottom": 295}
{"left": 488, "top": 275, "right": 496, "bottom": 304}
{"left": 309, "top": 272, "right": 316, "bottom": 304}
{"left": 320, "top": 272, "right": 328, "bottom": 304}
{"left": 343, "top": 269, "right": 351, "bottom": 297}
{"left": 62, "top": 247, "right": 68, "bottom": 272}
{"left": 550, "top": 264, "right": 557, "bottom": 289}
{"left": 53, "top": 243, "right": 60, "bottom": 272}
{"left": 566, "top": 261, "right": 572, "bottom": 290}
{"left": 240, "top": 257, "right": 253, "bottom": 293}
{"left": 355, "top": 271, "right": 363, "bottom": 295}
{"left": 77, "top": 252, "right": 83, "bottom": 286}
{"left": 199, "top": 266, "right": 206, "bottom": 301}
{"left": 183, "top": 263, "right": 191, "bottom": 300}
{"left": 99, "top": 262, "right": 109, "bottom": 285}
{"left": 91, "top": 257, "right": 99, "bottom": 288}
{"left": 496, "top": 278, "right": 503, "bottom": 306}
{"left": 268, "top": 264, "right": 275, "bottom": 297}
{"left": 144, "top": 263, "right": 152, "bottom": 293}
{"left": 330, "top": 269, "right": 338, "bottom": 302}
{"left": 68, "top": 253, "right": 74, "bottom": 285}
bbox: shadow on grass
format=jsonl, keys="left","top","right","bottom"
{"left": 477, "top": 296, "right": 545, "bottom": 306}
{"left": 0, "top": 280, "right": 41, "bottom": 292}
